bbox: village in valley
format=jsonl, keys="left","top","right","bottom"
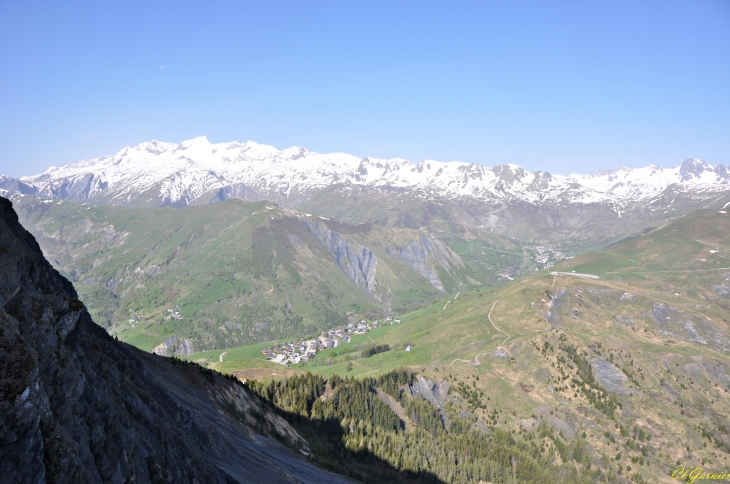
{"left": 262, "top": 317, "right": 401, "bottom": 366}
{"left": 523, "top": 244, "right": 573, "bottom": 269}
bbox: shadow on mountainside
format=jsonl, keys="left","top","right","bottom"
{"left": 259, "top": 406, "right": 446, "bottom": 484}
{"left": 0, "top": 195, "right": 398, "bottom": 484}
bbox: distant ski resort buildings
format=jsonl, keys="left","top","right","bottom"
{"left": 523, "top": 244, "right": 573, "bottom": 268}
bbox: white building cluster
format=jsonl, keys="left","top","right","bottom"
{"left": 524, "top": 245, "right": 573, "bottom": 268}
{"left": 262, "top": 318, "right": 402, "bottom": 366}
{"left": 164, "top": 305, "right": 183, "bottom": 321}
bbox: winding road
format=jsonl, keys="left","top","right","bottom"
{"left": 486, "top": 300, "right": 509, "bottom": 346}
{"left": 450, "top": 299, "right": 505, "bottom": 366}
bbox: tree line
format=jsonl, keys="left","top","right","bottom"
{"left": 248, "top": 369, "right": 596, "bottom": 483}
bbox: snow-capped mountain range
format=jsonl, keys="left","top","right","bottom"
{"left": 1, "top": 136, "right": 728, "bottom": 208}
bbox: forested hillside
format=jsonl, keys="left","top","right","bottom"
{"left": 249, "top": 369, "right": 594, "bottom": 483}
{"left": 209, "top": 209, "right": 730, "bottom": 483}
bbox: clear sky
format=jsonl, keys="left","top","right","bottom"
{"left": 1, "top": 1, "right": 728, "bottom": 177}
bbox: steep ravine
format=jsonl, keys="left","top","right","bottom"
{"left": 0, "top": 196, "right": 349, "bottom": 484}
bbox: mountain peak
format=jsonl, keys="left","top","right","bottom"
{"left": 280, "top": 146, "right": 310, "bottom": 160}
{"left": 5, "top": 138, "right": 728, "bottom": 207}
{"left": 179, "top": 135, "right": 211, "bottom": 148}
{"left": 679, "top": 158, "right": 712, "bottom": 181}
{"left": 679, "top": 157, "right": 709, "bottom": 169}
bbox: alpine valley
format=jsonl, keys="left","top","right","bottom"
{"left": 2, "top": 138, "right": 730, "bottom": 356}
{"left": 2, "top": 138, "right": 730, "bottom": 483}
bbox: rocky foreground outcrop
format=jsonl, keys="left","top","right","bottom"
{"left": 0, "top": 196, "right": 348, "bottom": 484}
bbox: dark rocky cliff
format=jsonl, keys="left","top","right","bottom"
{"left": 0, "top": 196, "right": 349, "bottom": 484}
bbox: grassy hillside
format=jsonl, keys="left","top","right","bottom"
{"left": 13, "top": 195, "right": 504, "bottom": 354}
{"left": 199, "top": 209, "right": 730, "bottom": 482}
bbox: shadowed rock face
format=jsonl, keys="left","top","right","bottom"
{"left": 0, "top": 197, "right": 350, "bottom": 484}
{"left": 0, "top": 175, "right": 41, "bottom": 197}
{"left": 208, "top": 183, "right": 260, "bottom": 204}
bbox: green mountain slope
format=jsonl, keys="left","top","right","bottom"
{"left": 12, "top": 195, "right": 504, "bottom": 355}
{"left": 201, "top": 209, "right": 730, "bottom": 482}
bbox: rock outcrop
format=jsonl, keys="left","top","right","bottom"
{"left": 650, "top": 302, "right": 729, "bottom": 351}
{"left": 386, "top": 235, "right": 464, "bottom": 292}
{"left": 151, "top": 335, "right": 195, "bottom": 356}
{"left": 404, "top": 376, "right": 451, "bottom": 410}
{"left": 304, "top": 220, "right": 378, "bottom": 295}
{"left": 590, "top": 357, "right": 641, "bottom": 397}
{"left": 403, "top": 376, "right": 452, "bottom": 429}
{"left": 0, "top": 196, "right": 349, "bottom": 484}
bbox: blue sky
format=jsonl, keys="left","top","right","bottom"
{"left": 1, "top": 1, "right": 728, "bottom": 177}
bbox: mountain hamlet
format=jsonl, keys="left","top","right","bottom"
{"left": 2, "top": 139, "right": 730, "bottom": 483}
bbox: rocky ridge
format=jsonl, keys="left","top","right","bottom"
{"left": 0, "top": 196, "right": 350, "bottom": 484}
{"left": 4, "top": 137, "right": 728, "bottom": 209}
{"left": 5, "top": 138, "right": 730, "bottom": 255}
